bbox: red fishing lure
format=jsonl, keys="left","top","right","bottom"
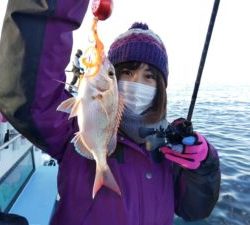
{"left": 92, "top": 0, "right": 113, "bottom": 20}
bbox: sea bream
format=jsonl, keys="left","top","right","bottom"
{"left": 57, "top": 57, "right": 123, "bottom": 198}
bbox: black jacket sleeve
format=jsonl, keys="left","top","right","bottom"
{"left": 174, "top": 141, "right": 221, "bottom": 221}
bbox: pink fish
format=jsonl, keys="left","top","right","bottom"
{"left": 57, "top": 57, "right": 123, "bottom": 198}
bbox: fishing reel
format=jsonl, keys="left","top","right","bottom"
{"left": 139, "top": 118, "right": 196, "bottom": 152}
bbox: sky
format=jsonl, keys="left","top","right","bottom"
{"left": 0, "top": 0, "right": 250, "bottom": 89}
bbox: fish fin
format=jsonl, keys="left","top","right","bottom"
{"left": 95, "top": 97, "right": 109, "bottom": 120}
{"left": 71, "top": 132, "right": 93, "bottom": 160}
{"left": 57, "top": 97, "right": 76, "bottom": 115}
{"left": 107, "top": 95, "right": 124, "bottom": 156}
{"left": 69, "top": 99, "right": 81, "bottom": 119}
{"left": 92, "top": 164, "right": 121, "bottom": 198}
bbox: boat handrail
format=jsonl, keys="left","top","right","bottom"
{"left": 0, "top": 134, "right": 22, "bottom": 151}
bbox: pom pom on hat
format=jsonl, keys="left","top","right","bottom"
{"left": 108, "top": 22, "right": 168, "bottom": 84}
{"left": 129, "top": 22, "right": 149, "bottom": 30}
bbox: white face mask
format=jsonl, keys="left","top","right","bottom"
{"left": 118, "top": 81, "right": 157, "bottom": 115}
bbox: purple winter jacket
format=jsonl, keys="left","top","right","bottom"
{"left": 0, "top": 0, "right": 220, "bottom": 225}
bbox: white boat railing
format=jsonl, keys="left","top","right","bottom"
{"left": 0, "top": 134, "right": 22, "bottom": 151}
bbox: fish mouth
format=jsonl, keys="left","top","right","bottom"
{"left": 96, "top": 86, "right": 109, "bottom": 92}
{"left": 90, "top": 79, "right": 110, "bottom": 92}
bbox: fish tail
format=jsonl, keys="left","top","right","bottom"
{"left": 92, "top": 164, "right": 121, "bottom": 198}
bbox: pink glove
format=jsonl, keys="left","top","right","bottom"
{"left": 160, "top": 132, "right": 208, "bottom": 169}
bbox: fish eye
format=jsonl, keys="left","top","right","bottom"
{"left": 108, "top": 70, "right": 115, "bottom": 78}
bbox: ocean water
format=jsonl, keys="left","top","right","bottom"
{"left": 167, "top": 84, "right": 250, "bottom": 225}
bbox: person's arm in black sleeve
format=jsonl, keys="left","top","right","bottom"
{"left": 173, "top": 141, "right": 221, "bottom": 221}
{"left": 160, "top": 118, "right": 221, "bottom": 220}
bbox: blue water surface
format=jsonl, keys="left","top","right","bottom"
{"left": 168, "top": 84, "right": 250, "bottom": 225}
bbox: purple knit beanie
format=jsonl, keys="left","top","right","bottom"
{"left": 108, "top": 22, "right": 168, "bottom": 83}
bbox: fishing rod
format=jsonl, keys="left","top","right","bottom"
{"left": 139, "top": 0, "right": 221, "bottom": 147}
{"left": 187, "top": 0, "right": 220, "bottom": 121}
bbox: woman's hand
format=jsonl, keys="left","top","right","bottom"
{"left": 160, "top": 118, "right": 208, "bottom": 169}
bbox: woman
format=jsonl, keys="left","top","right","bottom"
{"left": 0, "top": 1, "right": 220, "bottom": 225}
